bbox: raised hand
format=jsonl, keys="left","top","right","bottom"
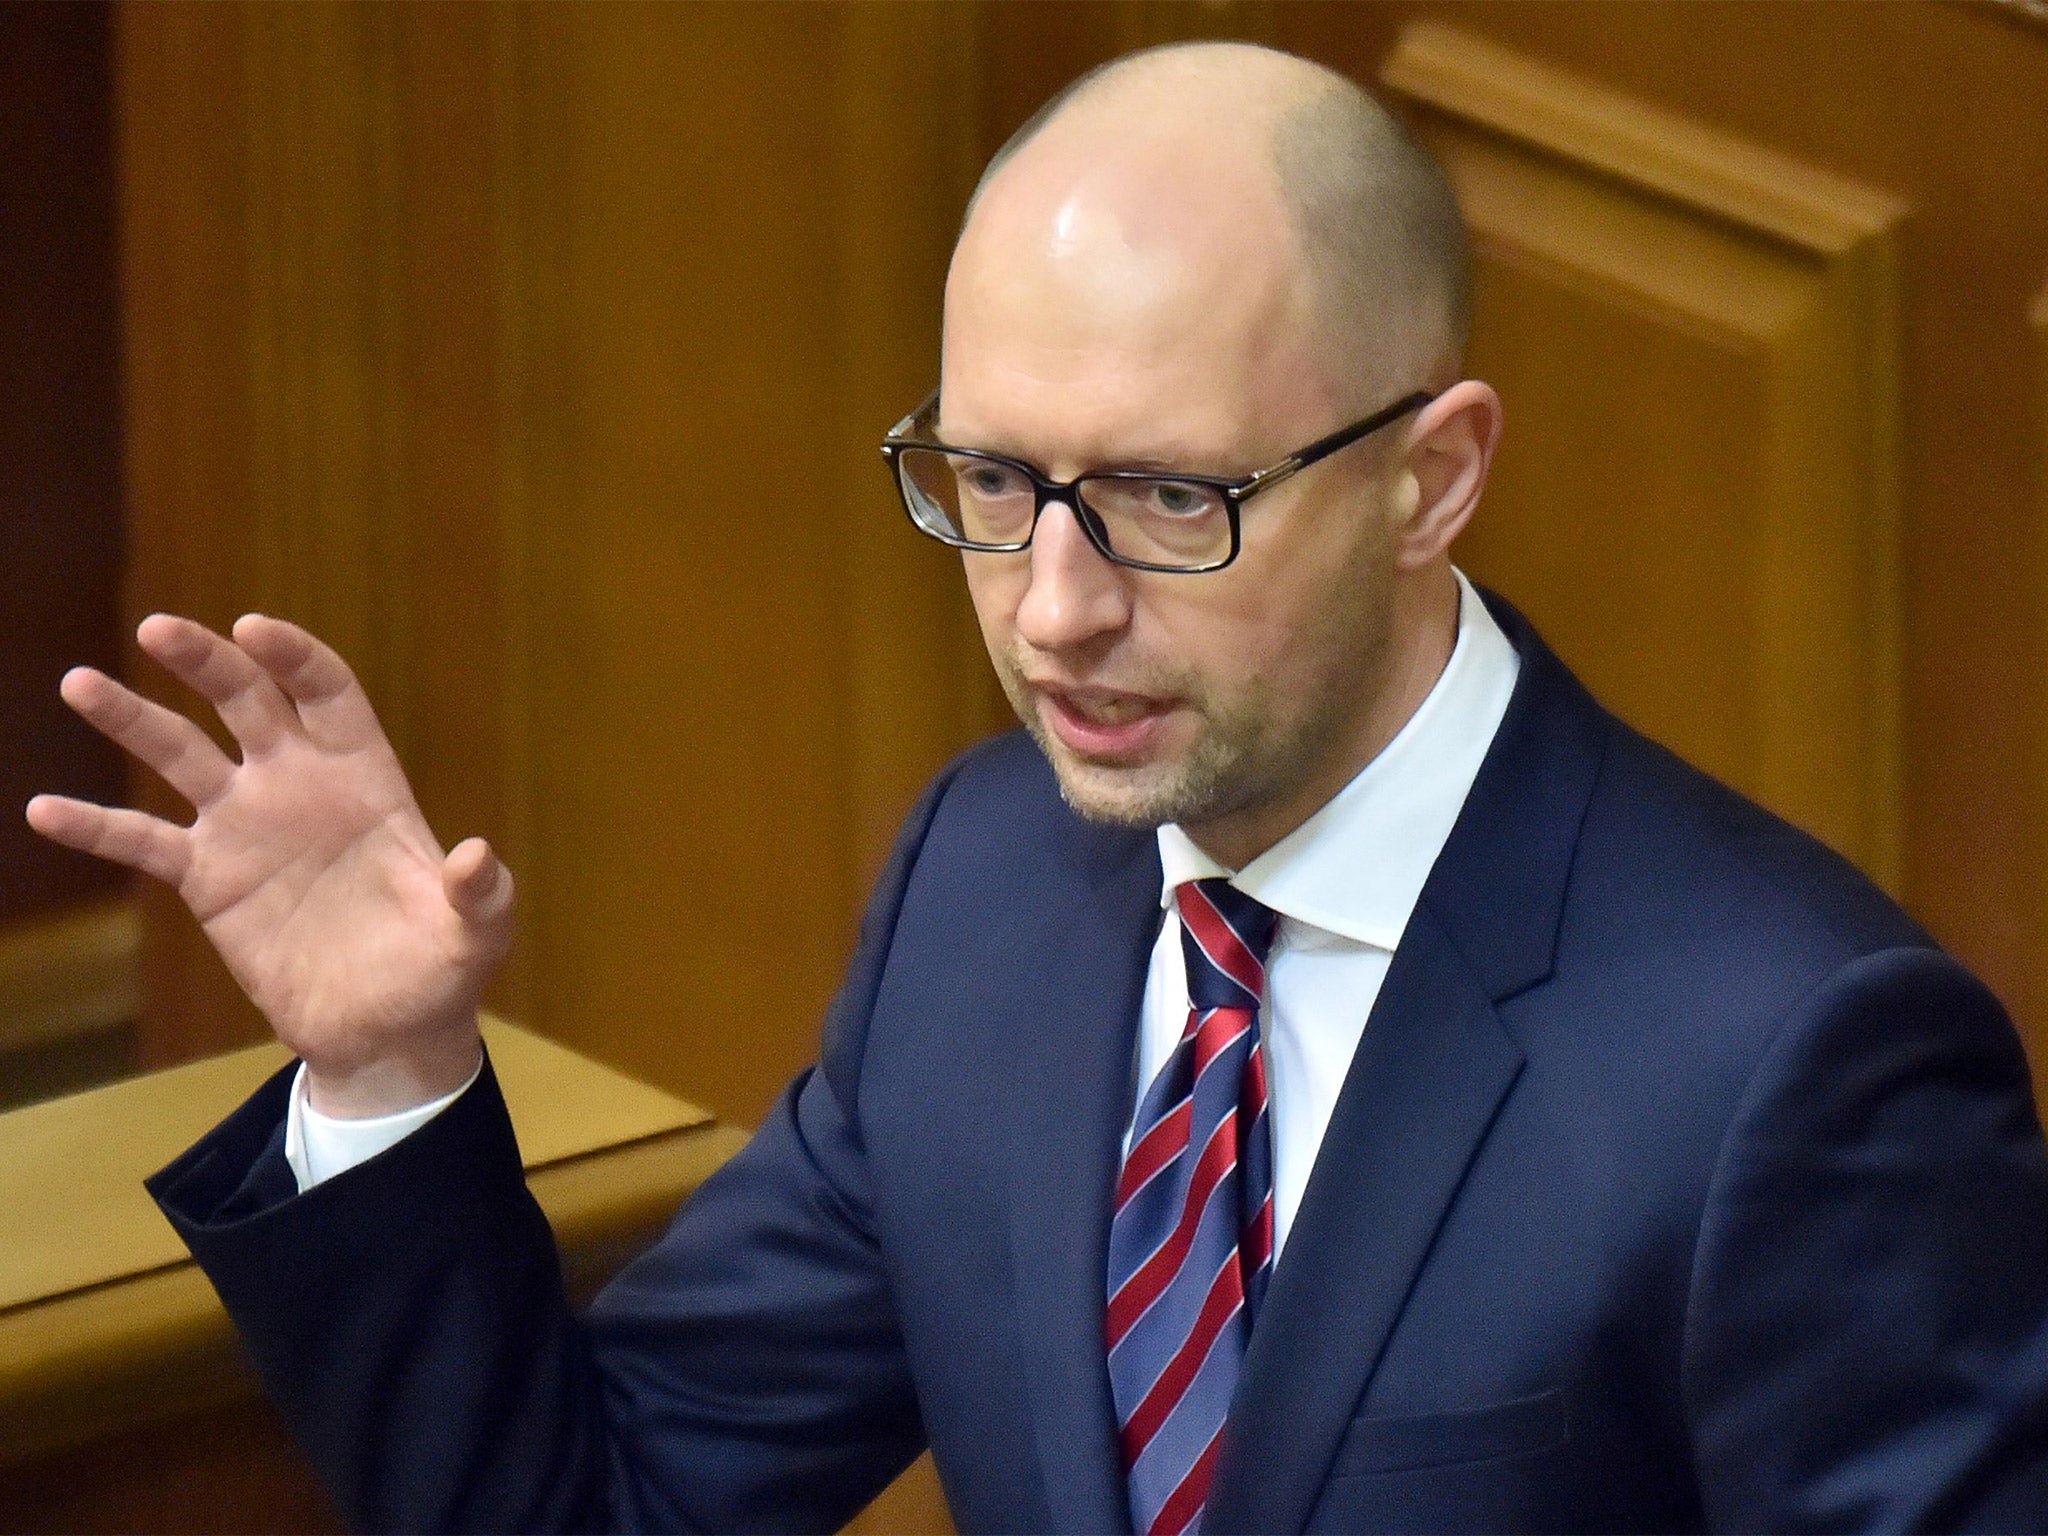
{"left": 27, "top": 614, "right": 512, "bottom": 1117}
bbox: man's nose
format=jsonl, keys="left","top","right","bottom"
{"left": 1013, "top": 499, "right": 1133, "bottom": 653}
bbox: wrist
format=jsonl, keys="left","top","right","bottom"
{"left": 303, "top": 1021, "right": 484, "bottom": 1119}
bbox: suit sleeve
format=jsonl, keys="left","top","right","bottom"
{"left": 1684, "top": 945, "right": 2048, "bottom": 1532}
{"left": 148, "top": 762, "right": 962, "bottom": 1535}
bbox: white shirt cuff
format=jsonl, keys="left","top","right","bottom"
{"left": 283, "top": 1054, "right": 484, "bottom": 1193}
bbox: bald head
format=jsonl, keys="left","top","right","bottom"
{"left": 942, "top": 45, "right": 1501, "bottom": 863}
{"left": 959, "top": 43, "right": 1470, "bottom": 407}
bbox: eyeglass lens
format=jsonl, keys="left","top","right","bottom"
{"left": 895, "top": 448, "right": 1231, "bottom": 569}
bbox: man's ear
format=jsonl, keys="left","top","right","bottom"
{"left": 1393, "top": 380, "right": 1502, "bottom": 569}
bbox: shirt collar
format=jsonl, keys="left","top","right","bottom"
{"left": 1156, "top": 570, "right": 1521, "bottom": 951}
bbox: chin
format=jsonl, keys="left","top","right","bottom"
{"left": 1019, "top": 724, "right": 1163, "bottom": 828}
{"left": 1038, "top": 733, "right": 1239, "bottom": 832}
{"left": 1051, "top": 769, "right": 1176, "bottom": 829}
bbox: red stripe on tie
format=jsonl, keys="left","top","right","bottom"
{"left": 1117, "top": 1097, "right": 1193, "bottom": 1208}
{"left": 1178, "top": 885, "right": 1265, "bottom": 999}
{"left": 1148, "top": 1426, "right": 1225, "bottom": 1536}
{"left": 1107, "top": 1115, "right": 1239, "bottom": 1348}
{"left": 1116, "top": 1007, "right": 1247, "bottom": 1217}
{"left": 1118, "top": 1252, "right": 1246, "bottom": 1468}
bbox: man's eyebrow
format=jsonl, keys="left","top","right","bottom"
{"left": 933, "top": 422, "right": 1231, "bottom": 476}
{"left": 930, "top": 421, "right": 1049, "bottom": 463}
{"left": 1092, "top": 445, "right": 1258, "bottom": 477}
{"left": 1096, "top": 454, "right": 1212, "bottom": 475}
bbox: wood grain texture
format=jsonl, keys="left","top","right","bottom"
{"left": 0, "top": 2, "right": 129, "bottom": 933}
{"left": 1384, "top": 21, "right": 1905, "bottom": 254}
{"left": 113, "top": 13, "right": 991, "bottom": 1523}
{"left": 833, "top": 2, "right": 1011, "bottom": 892}
{"left": 1385, "top": 22, "right": 1906, "bottom": 888}
{"left": 117, "top": 1, "right": 276, "bottom": 1069}
{"left": 488, "top": 4, "right": 990, "bottom": 1130}
{"left": 1279, "top": 0, "right": 2048, "bottom": 1097}
{"left": 114, "top": 3, "right": 1004, "bottom": 1130}
{"left": 0, "top": 900, "right": 137, "bottom": 1058}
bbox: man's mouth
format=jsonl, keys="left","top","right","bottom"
{"left": 1059, "top": 692, "right": 1153, "bottom": 725}
{"left": 1034, "top": 684, "right": 1174, "bottom": 760}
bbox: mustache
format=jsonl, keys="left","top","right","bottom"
{"left": 998, "top": 644, "right": 1192, "bottom": 704}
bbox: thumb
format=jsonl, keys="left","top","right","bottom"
{"left": 444, "top": 837, "right": 515, "bottom": 934}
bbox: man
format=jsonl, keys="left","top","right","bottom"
{"left": 29, "top": 42, "right": 2048, "bottom": 1535}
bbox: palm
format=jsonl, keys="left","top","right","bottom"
{"left": 184, "top": 739, "right": 463, "bottom": 1054}
{"left": 27, "top": 614, "right": 512, "bottom": 1104}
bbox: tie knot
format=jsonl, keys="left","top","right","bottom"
{"left": 1176, "top": 878, "right": 1278, "bottom": 1013}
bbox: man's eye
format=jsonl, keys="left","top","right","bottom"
{"left": 1149, "top": 481, "right": 1210, "bottom": 516}
{"left": 959, "top": 464, "right": 1025, "bottom": 498}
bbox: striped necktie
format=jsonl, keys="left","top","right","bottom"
{"left": 1107, "top": 878, "right": 1279, "bottom": 1536}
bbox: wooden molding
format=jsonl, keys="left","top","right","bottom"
{"left": 482, "top": 4, "right": 572, "bottom": 1026}
{"left": 831, "top": 2, "right": 1011, "bottom": 892}
{"left": 0, "top": 900, "right": 139, "bottom": 1057}
{"left": 1382, "top": 21, "right": 1906, "bottom": 255}
{"left": 239, "top": 6, "right": 418, "bottom": 749}
{"left": 0, "top": 1015, "right": 745, "bottom": 1463}
{"left": 1383, "top": 23, "right": 1908, "bottom": 890}
{"left": 2032, "top": 277, "right": 2048, "bottom": 381}
{"left": 1971, "top": 0, "right": 2048, "bottom": 38}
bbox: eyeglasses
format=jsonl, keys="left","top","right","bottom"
{"left": 879, "top": 388, "right": 1435, "bottom": 573}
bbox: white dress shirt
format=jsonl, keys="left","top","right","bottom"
{"left": 292, "top": 572, "right": 1517, "bottom": 1200}
{"left": 1133, "top": 570, "right": 1518, "bottom": 1259}
{"left": 285, "top": 1054, "right": 479, "bottom": 1189}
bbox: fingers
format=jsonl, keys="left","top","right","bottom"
{"left": 26, "top": 795, "right": 191, "bottom": 887}
{"left": 444, "top": 838, "right": 516, "bottom": 933}
{"left": 137, "top": 613, "right": 298, "bottom": 757}
{"left": 232, "top": 614, "right": 389, "bottom": 753}
{"left": 58, "top": 666, "right": 237, "bottom": 807}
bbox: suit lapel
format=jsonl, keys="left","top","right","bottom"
{"left": 1206, "top": 596, "right": 1611, "bottom": 1533}
{"left": 1005, "top": 821, "right": 1161, "bottom": 1535}
{"left": 1203, "top": 906, "right": 1522, "bottom": 1533}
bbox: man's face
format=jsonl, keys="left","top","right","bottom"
{"left": 941, "top": 136, "right": 1414, "bottom": 866}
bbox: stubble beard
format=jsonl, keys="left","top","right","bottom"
{"left": 988, "top": 564, "right": 1398, "bottom": 847}
{"left": 992, "top": 647, "right": 1295, "bottom": 835}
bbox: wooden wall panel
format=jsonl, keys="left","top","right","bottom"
{"left": 833, "top": 6, "right": 1012, "bottom": 889}
{"left": 117, "top": 2, "right": 269, "bottom": 1068}
{"left": 1384, "top": 23, "right": 1906, "bottom": 886}
{"left": 116, "top": 5, "right": 986, "bottom": 1526}
{"left": 0, "top": 3, "right": 129, "bottom": 930}
{"left": 116, "top": 2, "right": 999, "bottom": 1134}
{"left": 0, "top": 2, "right": 137, "bottom": 1106}
{"left": 119, "top": 6, "right": 518, "bottom": 1069}
{"left": 1274, "top": 0, "right": 2048, "bottom": 1100}
{"left": 487, "top": 3, "right": 997, "bottom": 1128}
{"left": 107, "top": 6, "right": 2048, "bottom": 1110}
{"left": 494, "top": 6, "right": 859, "bottom": 1118}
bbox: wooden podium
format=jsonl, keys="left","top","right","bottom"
{"left": 0, "top": 1018, "right": 747, "bottom": 1531}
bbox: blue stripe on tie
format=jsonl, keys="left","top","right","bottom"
{"left": 1110, "top": 1113, "right": 1245, "bottom": 1400}
{"left": 1108, "top": 1015, "right": 1251, "bottom": 1286}
{"left": 1126, "top": 1262, "right": 1246, "bottom": 1529}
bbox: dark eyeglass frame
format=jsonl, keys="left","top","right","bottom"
{"left": 879, "top": 387, "right": 1436, "bottom": 573}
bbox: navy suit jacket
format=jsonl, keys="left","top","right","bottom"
{"left": 152, "top": 599, "right": 2048, "bottom": 1533}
